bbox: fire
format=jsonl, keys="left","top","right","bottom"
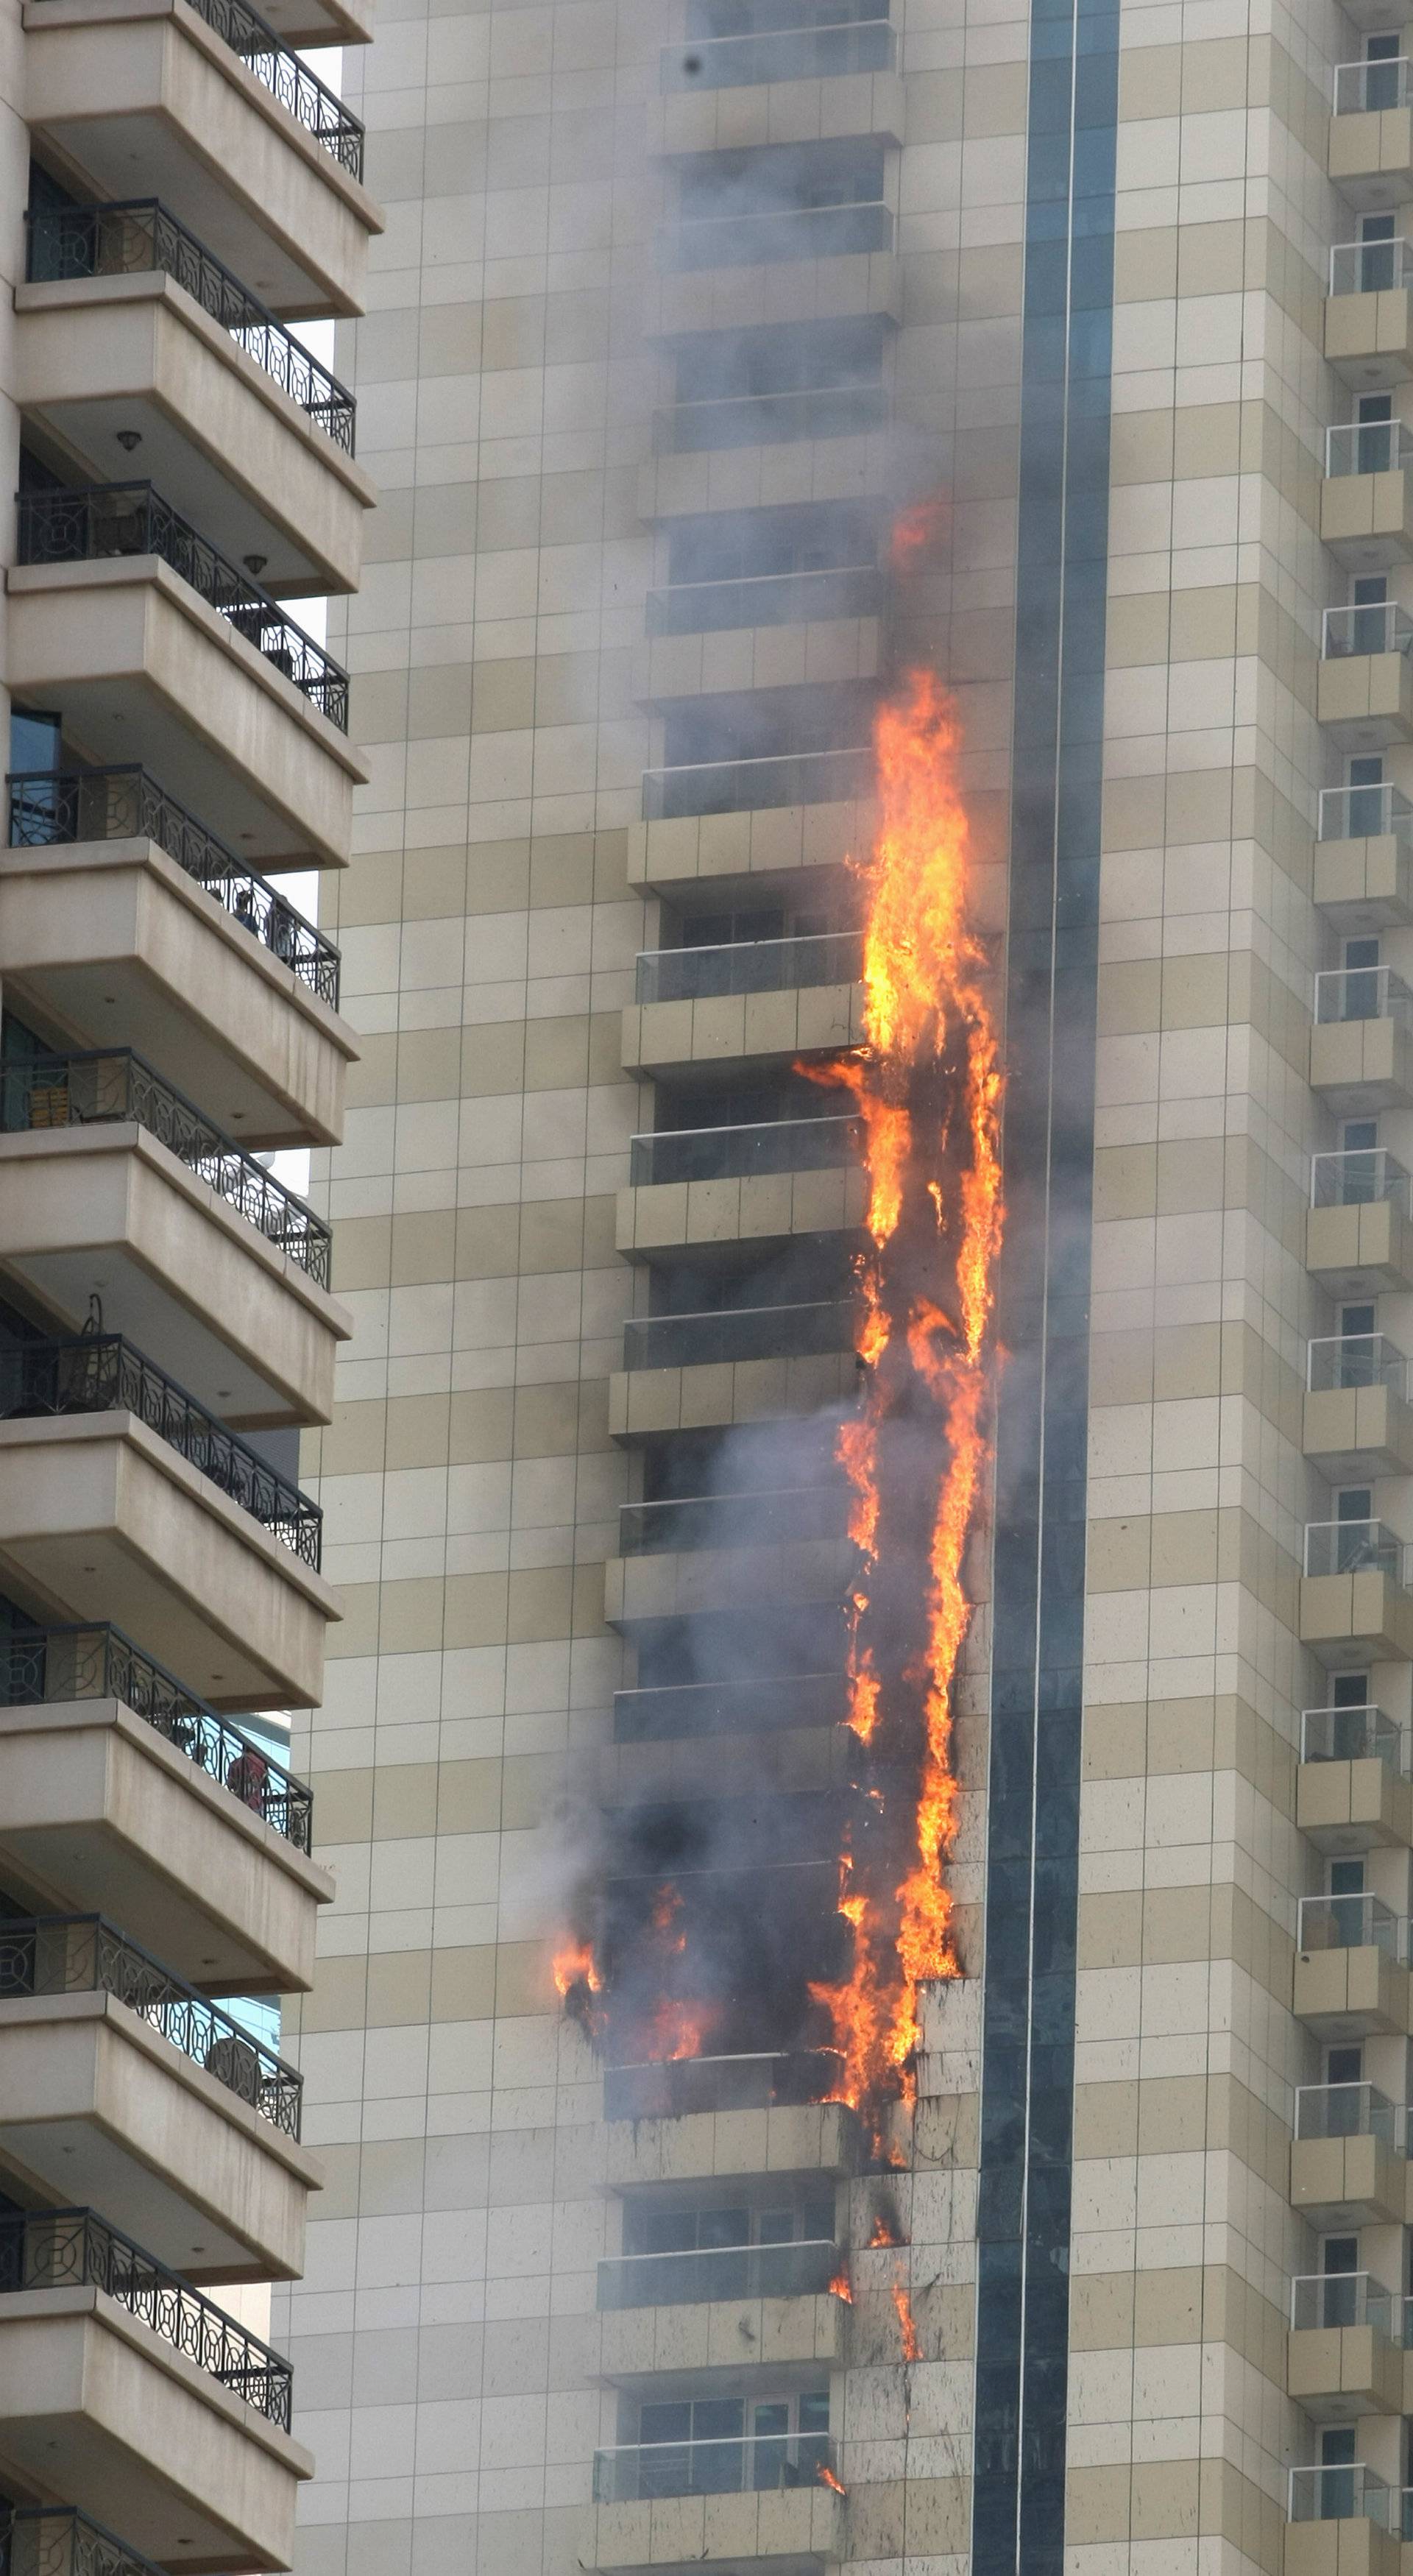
{"left": 828, "top": 2268, "right": 854, "bottom": 2303}
{"left": 809, "top": 652, "right": 1005, "bottom": 2110}
{"left": 817, "top": 2463, "right": 847, "bottom": 2495}
{"left": 552, "top": 1936, "right": 605, "bottom": 2041}
{"left": 646, "top": 1995, "right": 712, "bottom": 2061}
{"left": 892, "top": 2277, "right": 921, "bottom": 2363}
{"left": 889, "top": 492, "right": 949, "bottom": 572}
{"left": 868, "top": 2212, "right": 902, "bottom": 2248}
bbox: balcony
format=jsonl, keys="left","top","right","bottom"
{"left": 619, "top": 1487, "right": 846, "bottom": 1553}
{"left": 18, "top": 202, "right": 375, "bottom": 598}
{"left": 665, "top": 199, "right": 893, "bottom": 275}
{"left": 1293, "top": 1889, "right": 1413, "bottom": 2037}
{"left": 614, "top": 1673, "right": 849, "bottom": 1738}
{"left": 605, "top": 2048, "right": 845, "bottom": 2123}
{"left": 1331, "top": 58, "right": 1413, "bottom": 210}
{"left": 1306, "top": 1147, "right": 1413, "bottom": 1294}
{"left": 1300, "top": 1514, "right": 1413, "bottom": 1662}
{"left": 619, "top": 1111, "right": 865, "bottom": 1259}
{"left": 0, "top": 1913, "right": 318, "bottom": 2280}
{"left": 623, "top": 1302, "right": 855, "bottom": 1370}
{"left": 1322, "top": 421, "right": 1413, "bottom": 570}
{"left": 1304, "top": 1332, "right": 1413, "bottom": 1473}
{"left": 1325, "top": 236, "right": 1413, "bottom": 387}
{"left": 644, "top": 744, "right": 874, "bottom": 820}
{"left": 0, "top": 1337, "right": 336, "bottom": 1710}
{"left": 1288, "top": 2271, "right": 1405, "bottom": 2420}
{"left": 596, "top": 2235, "right": 846, "bottom": 2396}
{"left": 611, "top": 1302, "right": 855, "bottom": 1438}
{"left": 1314, "top": 782, "right": 1413, "bottom": 927}
{"left": 587, "top": 2432, "right": 843, "bottom": 2572}
{"left": 1317, "top": 602, "right": 1413, "bottom": 748}
{"left": 1286, "top": 2463, "right": 1398, "bottom": 2576}
{"left": 0, "top": 2206, "right": 308, "bottom": 2566}
{"left": 606, "top": 2063, "right": 860, "bottom": 2192}
{"left": 0, "top": 1047, "right": 347, "bottom": 1427}
{"left": 651, "top": 378, "right": 890, "bottom": 456}
{"left": 0, "top": 1620, "right": 327, "bottom": 1988}
{"left": 664, "top": 15, "right": 895, "bottom": 88}
{"left": 606, "top": 1487, "right": 853, "bottom": 1624}
{"left": 1299, "top": 1702, "right": 1413, "bottom": 1850}
{"left": 1311, "top": 963, "right": 1413, "bottom": 1108}
{"left": 24, "top": 0, "right": 379, "bottom": 312}
{"left": 626, "top": 930, "right": 863, "bottom": 1076}
{"left": 7, "top": 484, "right": 365, "bottom": 869}
{"left": 0, "top": 2508, "right": 175, "bottom": 2576}
{"left": 1291, "top": 2079, "right": 1409, "bottom": 2226}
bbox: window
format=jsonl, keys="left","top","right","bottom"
{"left": 1365, "top": 29, "right": 1401, "bottom": 107}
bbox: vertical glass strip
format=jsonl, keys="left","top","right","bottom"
{"left": 969, "top": 0, "right": 1116, "bottom": 2560}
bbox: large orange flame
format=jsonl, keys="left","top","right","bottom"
{"left": 892, "top": 2276, "right": 921, "bottom": 2363}
{"left": 809, "top": 662, "right": 1004, "bottom": 2109}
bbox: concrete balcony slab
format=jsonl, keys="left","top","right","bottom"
{"left": 604, "top": 1535, "right": 856, "bottom": 1627}
{"left": 609, "top": 1351, "right": 856, "bottom": 1442}
{"left": 617, "top": 1164, "right": 866, "bottom": 1259}
{"left": 1288, "top": 2321, "right": 1404, "bottom": 2420}
{"left": 628, "top": 802, "right": 868, "bottom": 896}
{"left": 584, "top": 2483, "right": 844, "bottom": 2572}
{"left": 1298, "top": 1755, "right": 1413, "bottom": 1853}
{"left": 1306, "top": 1197, "right": 1413, "bottom": 1295}
{"left": 1300, "top": 1568, "right": 1413, "bottom": 1664}
{"left": 1317, "top": 647, "right": 1413, "bottom": 749}
{"left": 648, "top": 67, "right": 904, "bottom": 154}
{"left": 1292, "top": 1941, "right": 1413, "bottom": 2039}
{"left": 1325, "top": 284, "right": 1413, "bottom": 388}
{"left": 623, "top": 982, "right": 863, "bottom": 1076}
{"left": 1303, "top": 1382, "right": 1413, "bottom": 1478}
{"left": 1322, "top": 466, "right": 1413, "bottom": 570}
{"left": 1314, "top": 829, "right": 1413, "bottom": 928}
{"left": 1330, "top": 106, "right": 1413, "bottom": 212}
{"left": 1291, "top": 2130, "right": 1407, "bottom": 2227}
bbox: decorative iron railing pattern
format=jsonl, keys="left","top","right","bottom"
{"left": 0, "top": 1620, "right": 312, "bottom": 1847}
{"left": 15, "top": 484, "right": 349, "bottom": 732}
{"left": 183, "top": 0, "right": 364, "bottom": 174}
{"left": 0, "top": 1045, "right": 330, "bottom": 1283}
{"left": 0, "top": 2207, "right": 292, "bottom": 2425}
{"left": 0, "top": 2503, "right": 169, "bottom": 2576}
{"left": 0, "top": 1914, "right": 302, "bottom": 2134}
{"left": 0, "top": 1333, "right": 322, "bottom": 1566}
{"left": 25, "top": 201, "right": 355, "bottom": 453}
{"left": 6, "top": 767, "right": 340, "bottom": 1006}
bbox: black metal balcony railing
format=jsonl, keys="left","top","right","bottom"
{"left": 6, "top": 768, "right": 341, "bottom": 1008}
{"left": 0, "top": 1047, "right": 331, "bottom": 1284}
{"left": 184, "top": 0, "right": 364, "bottom": 175}
{"left": 612, "top": 1673, "right": 849, "bottom": 1739}
{"left": 635, "top": 930, "right": 861, "bottom": 1003}
{"left": 15, "top": 484, "right": 349, "bottom": 733}
{"left": 0, "top": 2207, "right": 291, "bottom": 2426}
{"left": 26, "top": 202, "right": 355, "bottom": 454}
{"left": 0, "top": 1620, "right": 313, "bottom": 1848}
{"left": 0, "top": 2504, "right": 170, "bottom": 2576}
{"left": 605, "top": 2045, "right": 844, "bottom": 2117}
{"left": 623, "top": 1299, "right": 855, "bottom": 1372}
{"left": 630, "top": 1110, "right": 860, "bottom": 1186}
{"left": 663, "top": 16, "right": 894, "bottom": 85}
{"left": 620, "top": 1486, "right": 848, "bottom": 1555}
{"left": 0, "top": 1914, "right": 302, "bottom": 2134}
{"left": 593, "top": 2428, "right": 836, "bottom": 2502}
{"left": 598, "top": 2236, "right": 842, "bottom": 2310}
{"left": 642, "top": 745, "right": 874, "bottom": 818}
{"left": 0, "top": 1333, "right": 322, "bottom": 1567}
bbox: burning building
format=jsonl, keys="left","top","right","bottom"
{"left": 276, "top": 0, "right": 1393, "bottom": 2571}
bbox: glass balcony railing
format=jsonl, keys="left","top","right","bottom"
{"left": 623, "top": 1300, "right": 854, "bottom": 1372}
{"left": 593, "top": 2429, "right": 836, "bottom": 2502}
{"left": 6, "top": 766, "right": 340, "bottom": 1008}
{"left": 654, "top": 382, "right": 890, "bottom": 453}
{"left": 662, "top": 17, "right": 894, "bottom": 85}
{"left": 0, "top": 1914, "right": 302, "bottom": 2132}
{"left": 24, "top": 201, "right": 355, "bottom": 453}
{"left": 669, "top": 200, "right": 893, "bottom": 269}
{"left": 1289, "top": 2463, "right": 1391, "bottom": 2527}
{"left": 0, "top": 2505, "right": 171, "bottom": 2576}
{"left": 1314, "top": 963, "right": 1413, "bottom": 1027}
{"left": 605, "top": 2045, "right": 844, "bottom": 2117}
{"left": 612, "top": 1673, "right": 850, "bottom": 1738}
{"left": 642, "top": 745, "right": 874, "bottom": 818}
{"left": 1318, "top": 780, "right": 1413, "bottom": 845}
{"left": 629, "top": 1111, "right": 859, "bottom": 1186}
{"left": 1302, "top": 1701, "right": 1407, "bottom": 1768}
{"left": 0, "top": 1046, "right": 331, "bottom": 1284}
{"left": 635, "top": 930, "right": 861, "bottom": 1004}
{"left": 0, "top": 2207, "right": 291, "bottom": 2424}
{"left": 597, "top": 2237, "right": 842, "bottom": 2309}
{"left": 1297, "top": 1889, "right": 1406, "bottom": 1956}
{"left": 15, "top": 483, "right": 348, "bottom": 732}
{"left": 1310, "top": 1143, "right": 1412, "bottom": 1211}
{"left": 1292, "top": 2268, "right": 1395, "bottom": 2334}
{"left": 0, "top": 1618, "right": 314, "bottom": 1845}
{"left": 1334, "top": 54, "right": 1412, "bottom": 113}
{"left": 645, "top": 565, "right": 882, "bottom": 634}
{"left": 1326, "top": 420, "right": 1413, "bottom": 478}
{"left": 1308, "top": 1331, "right": 1412, "bottom": 1393}
{"left": 1303, "top": 1515, "right": 1410, "bottom": 1583}
{"left": 1322, "top": 601, "right": 1413, "bottom": 659}
{"left": 1330, "top": 236, "right": 1413, "bottom": 296}
{"left": 618, "top": 1486, "right": 848, "bottom": 1554}
{"left": 1294, "top": 2076, "right": 1402, "bottom": 2144}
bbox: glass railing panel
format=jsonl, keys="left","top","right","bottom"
{"left": 1289, "top": 2463, "right": 1390, "bottom": 2527}
{"left": 1307, "top": 1331, "right": 1412, "bottom": 1393}
{"left": 1314, "top": 964, "right": 1413, "bottom": 1027}
{"left": 1302, "top": 1516, "right": 1409, "bottom": 1583}
{"left": 1292, "top": 2269, "right": 1393, "bottom": 2334}
{"left": 1297, "top": 1889, "right": 1404, "bottom": 1955}
{"left": 662, "top": 17, "right": 894, "bottom": 84}
{"left": 618, "top": 1486, "right": 848, "bottom": 1554}
{"left": 593, "top": 2430, "right": 836, "bottom": 2501}
{"left": 623, "top": 1301, "right": 854, "bottom": 1371}
{"left": 629, "top": 1111, "right": 860, "bottom": 1185}
{"left": 604, "top": 2045, "right": 844, "bottom": 2115}
{"left": 1334, "top": 55, "right": 1412, "bottom": 112}
{"left": 612, "top": 1674, "right": 850, "bottom": 1738}
{"left": 670, "top": 201, "right": 893, "bottom": 269}
{"left": 1301, "top": 1702, "right": 1406, "bottom": 1769}
{"left": 1330, "top": 236, "right": 1413, "bottom": 294}
{"left": 654, "top": 383, "right": 890, "bottom": 452}
{"left": 642, "top": 745, "right": 874, "bottom": 818}
{"left": 1310, "top": 1144, "right": 1412, "bottom": 1211}
{"left": 645, "top": 565, "right": 883, "bottom": 634}
{"left": 596, "top": 2236, "right": 842, "bottom": 2308}
{"left": 1325, "top": 420, "right": 1413, "bottom": 477}
{"left": 1317, "top": 782, "right": 1413, "bottom": 845}
{"left": 1293, "top": 2078, "right": 1400, "bottom": 2143}
{"left": 636, "top": 930, "right": 861, "bottom": 1003}
{"left": 1322, "top": 601, "right": 1413, "bottom": 658}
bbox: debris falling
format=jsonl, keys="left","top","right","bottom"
{"left": 809, "top": 665, "right": 1004, "bottom": 2112}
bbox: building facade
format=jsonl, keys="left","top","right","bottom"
{"left": 279, "top": 0, "right": 1413, "bottom": 2567}
{"left": 0, "top": 0, "right": 381, "bottom": 2572}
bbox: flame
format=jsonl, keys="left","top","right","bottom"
{"left": 868, "top": 2212, "right": 902, "bottom": 2248}
{"left": 646, "top": 1995, "right": 712, "bottom": 2061}
{"left": 809, "top": 654, "right": 1005, "bottom": 2109}
{"left": 817, "top": 2463, "right": 847, "bottom": 2496}
{"left": 552, "top": 1935, "right": 606, "bottom": 2042}
{"left": 892, "top": 2277, "right": 921, "bottom": 2363}
{"left": 889, "top": 493, "right": 949, "bottom": 572}
{"left": 828, "top": 2268, "right": 854, "bottom": 2302}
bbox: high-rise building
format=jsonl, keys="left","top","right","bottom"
{"left": 278, "top": 0, "right": 1413, "bottom": 2569}
{"left": 0, "top": 4, "right": 381, "bottom": 2575}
